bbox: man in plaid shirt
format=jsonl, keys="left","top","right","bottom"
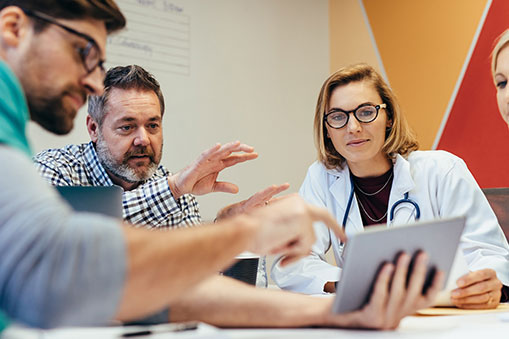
{"left": 34, "top": 65, "right": 288, "bottom": 228}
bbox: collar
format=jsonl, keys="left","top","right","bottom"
{"left": 83, "top": 141, "right": 115, "bottom": 186}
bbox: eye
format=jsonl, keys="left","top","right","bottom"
{"left": 497, "top": 80, "right": 507, "bottom": 89}
{"left": 148, "top": 123, "right": 160, "bottom": 130}
{"left": 117, "top": 125, "right": 132, "bottom": 133}
{"left": 329, "top": 113, "right": 346, "bottom": 121}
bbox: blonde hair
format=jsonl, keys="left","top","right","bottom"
{"left": 314, "top": 63, "right": 419, "bottom": 170}
{"left": 492, "top": 29, "right": 509, "bottom": 77}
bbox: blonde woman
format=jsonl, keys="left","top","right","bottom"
{"left": 272, "top": 63, "right": 509, "bottom": 309}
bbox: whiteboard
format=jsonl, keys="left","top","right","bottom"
{"left": 27, "top": 0, "right": 330, "bottom": 220}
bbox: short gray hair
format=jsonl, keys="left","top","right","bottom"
{"left": 88, "top": 65, "right": 165, "bottom": 126}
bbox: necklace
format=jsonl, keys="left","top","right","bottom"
{"left": 354, "top": 171, "right": 393, "bottom": 196}
{"left": 356, "top": 197, "right": 388, "bottom": 223}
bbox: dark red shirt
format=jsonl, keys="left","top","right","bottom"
{"left": 351, "top": 167, "right": 393, "bottom": 226}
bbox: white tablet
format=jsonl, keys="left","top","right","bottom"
{"left": 332, "top": 216, "right": 466, "bottom": 314}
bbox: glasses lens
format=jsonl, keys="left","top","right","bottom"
{"left": 355, "top": 106, "right": 377, "bottom": 122}
{"left": 82, "top": 42, "right": 101, "bottom": 73}
{"left": 327, "top": 112, "right": 348, "bottom": 128}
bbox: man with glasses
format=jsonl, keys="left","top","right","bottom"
{"left": 0, "top": 0, "right": 441, "bottom": 332}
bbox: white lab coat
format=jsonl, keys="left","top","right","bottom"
{"left": 271, "top": 150, "right": 509, "bottom": 294}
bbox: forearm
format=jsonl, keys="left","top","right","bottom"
{"left": 169, "top": 276, "right": 328, "bottom": 327}
{"left": 115, "top": 215, "right": 257, "bottom": 321}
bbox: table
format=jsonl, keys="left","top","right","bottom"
{"left": 3, "top": 312, "right": 509, "bottom": 338}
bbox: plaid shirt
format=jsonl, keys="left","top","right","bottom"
{"left": 33, "top": 142, "right": 201, "bottom": 228}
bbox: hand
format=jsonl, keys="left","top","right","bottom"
{"left": 246, "top": 194, "right": 346, "bottom": 265}
{"left": 325, "top": 252, "right": 444, "bottom": 330}
{"left": 168, "top": 141, "right": 258, "bottom": 199}
{"left": 450, "top": 269, "right": 502, "bottom": 309}
{"left": 215, "top": 183, "right": 290, "bottom": 220}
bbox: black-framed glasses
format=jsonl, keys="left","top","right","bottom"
{"left": 324, "top": 103, "right": 387, "bottom": 129}
{"left": 22, "top": 8, "right": 105, "bottom": 76}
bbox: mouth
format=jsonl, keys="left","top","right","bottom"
{"left": 347, "top": 139, "right": 369, "bottom": 146}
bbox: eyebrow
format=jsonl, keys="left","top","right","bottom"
{"left": 328, "top": 101, "right": 376, "bottom": 112}
{"left": 114, "top": 116, "right": 162, "bottom": 124}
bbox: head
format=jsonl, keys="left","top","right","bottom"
{"left": 314, "top": 63, "right": 418, "bottom": 172}
{"left": 0, "top": 1, "right": 125, "bottom": 134}
{"left": 87, "top": 65, "right": 165, "bottom": 187}
{"left": 492, "top": 29, "right": 509, "bottom": 126}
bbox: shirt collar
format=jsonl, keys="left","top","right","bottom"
{"left": 83, "top": 141, "right": 115, "bottom": 186}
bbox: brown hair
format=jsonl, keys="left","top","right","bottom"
{"left": 88, "top": 65, "right": 165, "bottom": 126}
{"left": 314, "top": 63, "right": 419, "bottom": 169}
{"left": 0, "top": 0, "right": 125, "bottom": 33}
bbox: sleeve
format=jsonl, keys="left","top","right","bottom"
{"left": 437, "top": 156, "right": 509, "bottom": 286}
{"left": 122, "top": 177, "right": 202, "bottom": 228}
{"left": 271, "top": 165, "right": 341, "bottom": 294}
{"left": 0, "top": 147, "right": 126, "bottom": 329}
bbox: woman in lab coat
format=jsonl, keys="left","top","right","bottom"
{"left": 272, "top": 63, "right": 509, "bottom": 309}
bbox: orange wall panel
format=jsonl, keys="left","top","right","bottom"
{"left": 361, "top": 0, "right": 487, "bottom": 149}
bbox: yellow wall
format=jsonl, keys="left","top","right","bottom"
{"left": 329, "top": 0, "right": 381, "bottom": 73}
{"left": 329, "top": 0, "right": 488, "bottom": 149}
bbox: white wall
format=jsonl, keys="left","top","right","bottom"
{"left": 28, "top": 0, "right": 330, "bottom": 222}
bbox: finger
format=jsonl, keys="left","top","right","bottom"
{"left": 451, "top": 292, "right": 492, "bottom": 305}
{"left": 307, "top": 204, "right": 346, "bottom": 243}
{"left": 451, "top": 278, "right": 500, "bottom": 299}
{"left": 405, "top": 252, "right": 428, "bottom": 299}
{"left": 422, "top": 270, "right": 445, "bottom": 306}
{"left": 197, "top": 143, "right": 222, "bottom": 162}
{"left": 221, "top": 153, "right": 259, "bottom": 168}
{"left": 212, "top": 182, "right": 239, "bottom": 194}
{"left": 456, "top": 269, "right": 497, "bottom": 288}
{"left": 366, "top": 263, "right": 394, "bottom": 311}
{"left": 211, "top": 141, "right": 255, "bottom": 161}
{"left": 385, "top": 254, "right": 411, "bottom": 319}
{"left": 244, "top": 184, "right": 291, "bottom": 209}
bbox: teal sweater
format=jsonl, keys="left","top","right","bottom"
{"left": 0, "top": 60, "right": 31, "bottom": 156}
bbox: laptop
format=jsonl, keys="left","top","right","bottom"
{"left": 56, "top": 186, "right": 123, "bottom": 218}
{"left": 332, "top": 216, "right": 466, "bottom": 314}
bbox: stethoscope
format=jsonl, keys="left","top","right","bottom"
{"left": 341, "top": 175, "right": 421, "bottom": 229}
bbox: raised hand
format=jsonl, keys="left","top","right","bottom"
{"left": 451, "top": 269, "right": 502, "bottom": 309}
{"left": 215, "top": 183, "right": 290, "bottom": 220}
{"left": 168, "top": 141, "right": 258, "bottom": 199}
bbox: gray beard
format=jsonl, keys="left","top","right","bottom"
{"left": 95, "top": 136, "right": 159, "bottom": 184}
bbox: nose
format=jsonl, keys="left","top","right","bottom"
{"left": 345, "top": 113, "right": 361, "bottom": 133}
{"left": 133, "top": 128, "right": 150, "bottom": 147}
{"left": 81, "top": 68, "right": 105, "bottom": 96}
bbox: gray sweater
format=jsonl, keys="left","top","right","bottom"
{"left": 0, "top": 146, "right": 126, "bottom": 328}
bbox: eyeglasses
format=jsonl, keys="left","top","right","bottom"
{"left": 22, "top": 8, "right": 105, "bottom": 76}
{"left": 324, "top": 103, "right": 386, "bottom": 129}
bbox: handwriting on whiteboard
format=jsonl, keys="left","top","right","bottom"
{"left": 106, "top": 0, "right": 190, "bottom": 75}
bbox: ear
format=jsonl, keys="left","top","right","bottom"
{"left": 87, "top": 115, "right": 99, "bottom": 142}
{"left": 0, "top": 6, "right": 31, "bottom": 49}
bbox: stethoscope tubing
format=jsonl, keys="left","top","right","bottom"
{"left": 342, "top": 176, "right": 421, "bottom": 230}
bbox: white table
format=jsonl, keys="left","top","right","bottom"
{"left": 3, "top": 312, "right": 509, "bottom": 339}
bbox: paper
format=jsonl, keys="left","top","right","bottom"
{"left": 417, "top": 303, "right": 509, "bottom": 316}
{"left": 433, "top": 248, "right": 469, "bottom": 307}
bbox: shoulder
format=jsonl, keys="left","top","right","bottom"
{"left": 33, "top": 143, "right": 88, "bottom": 168}
{"left": 303, "top": 160, "right": 344, "bottom": 185}
{"left": 406, "top": 150, "right": 466, "bottom": 172}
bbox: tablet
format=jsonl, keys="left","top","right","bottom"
{"left": 56, "top": 186, "right": 123, "bottom": 218}
{"left": 332, "top": 216, "right": 466, "bottom": 314}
